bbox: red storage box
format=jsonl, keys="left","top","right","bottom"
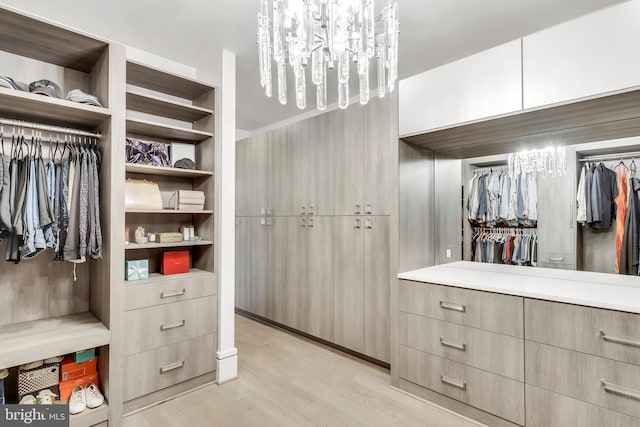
{"left": 161, "top": 250, "right": 190, "bottom": 275}
{"left": 59, "top": 373, "right": 99, "bottom": 401}
{"left": 61, "top": 356, "right": 97, "bottom": 381}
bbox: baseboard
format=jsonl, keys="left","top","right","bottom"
{"left": 235, "top": 309, "right": 391, "bottom": 370}
{"left": 216, "top": 350, "right": 238, "bottom": 384}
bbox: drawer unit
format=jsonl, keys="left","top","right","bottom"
{"left": 526, "top": 341, "right": 640, "bottom": 419}
{"left": 536, "top": 251, "right": 576, "bottom": 269}
{"left": 399, "top": 312, "right": 524, "bottom": 380}
{"left": 525, "top": 299, "right": 640, "bottom": 366}
{"left": 123, "top": 333, "right": 217, "bottom": 402}
{"left": 399, "top": 345, "right": 525, "bottom": 425}
{"left": 526, "top": 385, "right": 640, "bottom": 427}
{"left": 399, "top": 280, "right": 523, "bottom": 338}
{"left": 124, "top": 272, "right": 217, "bottom": 311}
{"left": 123, "top": 296, "right": 217, "bottom": 355}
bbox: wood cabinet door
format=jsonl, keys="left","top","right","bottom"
{"left": 285, "top": 120, "right": 309, "bottom": 216}
{"left": 267, "top": 216, "right": 287, "bottom": 323}
{"left": 333, "top": 216, "right": 365, "bottom": 352}
{"left": 364, "top": 97, "right": 392, "bottom": 215}
{"left": 364, "top": 215, "right": 390, "bottom": 362}
{"left": 235, "top": 138, "right": 251, "bottom": 216}
{"left": 234, "top": 216, "right": 251, "bottom": 311}
{"left": 334, "top": 104, "right": 364, "bottom": 215}
{"left": 267, "top": 127, "right": 288, "bottom": 216}
{"left": 308, "top": 112, "right": 335, "bottom": 216}
{"left": 303, "top": 216, "right": 335, "bottom": 341}
{"left": 250, "top": 217, "right": 268, "bottom": 317}
{"left": 250, "top": 132, "right": 268, "bottom": 216}
{"left": 284, "top": 216, "right": 308, "bottom": 329}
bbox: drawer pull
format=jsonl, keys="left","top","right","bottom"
{"left": 440, "top": 301, "right": 466, "bottom": 313}
{"left": 161, "top": 289, "right": 186, "bottom": 299}
{"left": 602, "top": 380, "right": 640, "bottom": 401}
{"left": 160, "top": 360, "right": 185, "bottom": 374}
{"left": 548, "top": 256, "right": 565, "bottom": 262}
{"left": 600, "top": 330, "right": 640, "bottom": 348}
{"left": 160, "top": 320, "right": 186, "bottom": 331}
{"left": 441, "top": 375, "right": 467, "bottom": 391}
{"left": 440, "top": 337, "right": 467, "bottom": 351}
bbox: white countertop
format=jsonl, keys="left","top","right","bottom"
{"left": 398, "top": 261, "right": 640, "bottom": 314}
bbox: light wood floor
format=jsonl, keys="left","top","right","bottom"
{"left": 123, "top": 314, "right": 482, "bottom": 427}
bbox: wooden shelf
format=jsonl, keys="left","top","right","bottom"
{"left": 0, "top": 312, "right": 110, "bottom": 370}
{"left": 125, "top": 163, "right": 213, "bottom": 178}
{"left": 69, "top": 403, "right": 109, "bottom": 427}
{"left": 0, "top": 5, "right": 108, "bottom": 72}
{"left": 126, "top": 89, "right": 213, "bottom": 122}
{"left": 126, "top": 209, "right": 213, "bottom": 214}
{"left": 126, "top": 117, "right": 212, "bottom": 143}
{"left": 125, "top": 240, "right": 213, "bottom": 250}
{"left": 125, "top": 269, "right": 214, "bottom": 285}
{"left": 127, "top": 60, "right": 214, "bottom": 100}
{"left": 0, "top": 87, "right": 110, "bottom": 129}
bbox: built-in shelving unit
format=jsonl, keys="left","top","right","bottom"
{"left": 126, "top": 89, "right": 213, "bottom": 122}
{"left": 125, "top": 240, "right": 214, "bottom": 250}
{"left": 125, "top": 163, "right": 213, "bottom": 178}
{"left": 129, "top": 268, "right": 212, "bottom": 284}
{"left": 126, "top": 60, "right": 213, "bottom": 99}
{"left": 69, "top": 405, "right": 110, "bottom": 427}
{"left": 125, "top": 209, "right": 213, "bottom": 214}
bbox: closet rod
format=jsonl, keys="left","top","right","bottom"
{"left": 0, "top": 118, "right": 102, "bottom": 139}
{"left": 579, "top": 151, "right": 640, "bottom": 162}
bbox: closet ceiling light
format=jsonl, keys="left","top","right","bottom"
{"left": 257, "top": 0, "right": 399, "bottom": 110}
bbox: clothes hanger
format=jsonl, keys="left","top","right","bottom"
{"left": 630, "top": 158, "right": 637, "bottom": 177}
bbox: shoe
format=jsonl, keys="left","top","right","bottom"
{"left": 36, "top": 389, "right": 57, "bottom": 404}
{"left": 19, "top": 395, "right": 37, "bottom": 404}
{"left": 0, "top": 369, "right": 8, "bottom": 379}
{"left": 69, "top": 385, "right": 86, "bottom": 414}
{"left": 84, "top": 383, "right": 104, "bottom": 409}
{"left": 43, "top": 356, "right": 63, "bottom": 364}
{"left": 19, "top": 360, "right": 43, "bottom": 370}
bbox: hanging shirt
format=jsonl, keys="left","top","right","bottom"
{"left": 576, "top": 164, "right": 587, "bottom": 223}
{"left": 468, "top": 173, "right": 479, "bottom": 221}
{"left": 585, "top": 163, "right": 595, "bottom": 224}
{"left": 499, "top": 172, "right": 510, "bottom": 220}
{"left": 589, "top": 163, "right": 618, "bottom": 230}
{"left": 613, "top": 164, "right": 628, "bottom": 273}
{"left": 621, "top": 178, "right": 640, "bottom": 275}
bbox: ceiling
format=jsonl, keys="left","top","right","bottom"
{"left": 0, "top": 0, "right": 627, "bottom": 132}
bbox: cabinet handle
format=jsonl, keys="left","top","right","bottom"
{"left": 266, "top": 218, "right": 272, "bottom": 226}
{"left": 309, "top": 205, "right": 315, "bottom": 215}
{"left": 601, "top": 380, "right": 640, "bottom": 401}
{"left": 354, "top": 218, "right": 361, "bottom": 229}
{"left": 600, "top": 330, "right": 640, "bottom": 348}
{"left": 300, "top": 217, "right": 307, "bottom": 227}
{"left": 365, "top": 203, "right": 372, "bottom": 214}
{"left": 261, "top": 207, "right": 266, "bottom": 215}
{"left": 440, "top": 337, "right": 467, "bottom": 352}
{"left": 160, "top": 320, "right": 186, "bottom": 331}
{"left": 439, "top": 301, "right": 466, "bottom": 313}
{"left": 548, "top": 256, "right": 565, "bottom": 262}
{"left": 441, "top": 375, "right": 466, "bottom": 391}
{"left": 354, "top": 204, "right": 361, "bottom": 215}
{"left": 365, "top": 218, "right": 373, "bottom": 229}
{"left": 300, "top": 206, "right": 307, "bottom": 215}
{"left": 161, "top": 289, "right": 186, "bottom": 299}
{"left": 160, "top": 360, "right": 185, "bottom": 374}
{"left": 261, "top": 217, "right": 266, "bottom": 226}
{"left": 308, "top": 217, "right": 314, "bottom": 228}
{"left": 266, "top": 207, "right": 273, "bottom": 216}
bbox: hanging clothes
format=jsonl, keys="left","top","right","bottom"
{"left": 621, "top": 177, "right": 640, "bottom": 275}
{"left": 613, "top": 163, "right": 628, "bottom": 274}
{"left": 576, "top": 163, "right": 587, "bottom": 224}
{"left": 589, "top": 163, "right": 618, "bottom": 230}
{"left": 471, "top": 227, "right": 537, "bottom": 266}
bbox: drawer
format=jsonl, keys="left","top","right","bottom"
{"left": 536, "top": 251, "right": 575, "bottom": 267}
{"left": 398, "top": 345, "right": 524, "bottom": 425}
{"left": 399, "top": 280, "right": 523, "bottom": 338}
{"left": 123, "top": 333, "right": 217, "bottom": 402}
{"left": 124, "top": 271, "right": 216, "bottom": 310}
{"left": 525, "top": 298, "right": 640, "bottom": 365}
{"left": 526, "top": 341, "right": 640, "bottom": 419}
{"left": 399, "top": 312, "right": 524, "bottom": 380}
{"left": 123, "top": 296, "right": 217, "bottom": 355}
{"left": 526, "top": 385, "right": 640, "bottom": 427}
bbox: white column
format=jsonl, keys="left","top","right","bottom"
{"left": 217, "top": 49, "right": 238, "bottom": 383}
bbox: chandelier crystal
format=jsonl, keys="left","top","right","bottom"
{"left": 257, "top": 0, "right": 399, "bottom": 110}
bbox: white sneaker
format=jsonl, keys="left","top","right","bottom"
{"left": 69, "top": 385, "right": 86, "bottom": 414}
{"left": 36, "top": 389, "right": 57, "bottom": 404}
{"left": 19, "top": 395, "right": 37, "bottom": 404}
{"left": 19, "top": 360, "right": 43, "bottom": 371}
{"left": 84, "top": 383, "right": 104, "bottom": 409}
{"left": 0, "top": 368, "right": 8, "bottom": 379}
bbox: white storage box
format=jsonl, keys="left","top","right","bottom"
{"left": 168, "top": 190, "right": 205, "bottom": 210}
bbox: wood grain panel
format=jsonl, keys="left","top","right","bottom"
{"left": 308, "top": 111, "right": 334, "bottom": 215}
{"left": 364, "top": 96, "right": 392, "bottom": 215}
{"left": 126, "top": 118, "right": 212, "bottom": 143}
{"left": 333, "top": 104, "right": 364, "bottom": 215}
{"left": 250, "top": 217, "right": 268, "bottom": 318}
{"left": 267, "top": 127, "right": 287, "bottom": 216}
{"left": 304, "top": 216, "right": 334, "bottom": 341}
{"left": 399, "top": 312, "right": 524, "bottom": 380}
{"left": 526, "top": 384, "right": 640, "bottom": 427}
{"left": 399, "top": 345, "right": 525, "bottom": 425}
{"left": 399, "top": 280, "right": 524, "bottom": 337}
{"left": 124, "top": 270, "right": 216, "bottom": 311}
{"left": 250, "top": 132, "right": 268, "bottom": 216}
{"left": 126, "top": 90, "right": 212, "bottom": 122}
{"left": 126, "top": 60, "right": 213, "bottom": 100}
{"left": 266, "top": 216, "right": 287, "bottom": 323}
{"left": 526, "top": 341, "right": 640, "bottom": 418}
{"left": 525, "top": 298, "right": 640, "bottom": 365}
{"left": 285, "top": 120, "right": 309, "bottom": 216}
{"left": 234, "top": 217, "right": 251, "bottom": 311}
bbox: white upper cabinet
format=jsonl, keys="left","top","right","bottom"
{"left": 523, "top": 0, "right": 640, "bottom": 109}
{"left": 399, "top": 40, "right": 522, "bottom": 137}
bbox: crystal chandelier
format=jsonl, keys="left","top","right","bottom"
{"left": 257, "top": 0, "right": 399, "bottom": 110}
